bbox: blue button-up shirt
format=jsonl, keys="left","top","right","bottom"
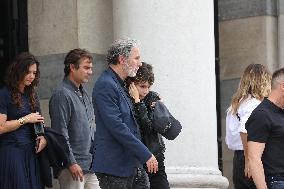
{"left": 49, "top": 77, "right": 95, "bottom": 172}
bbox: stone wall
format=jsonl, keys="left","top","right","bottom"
{"left": 218, "top": 0, "right": 278, "bottom": 188}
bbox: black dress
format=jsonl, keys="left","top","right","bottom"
{"left": 0, "top": 87, "right": 43, "bottom": 189}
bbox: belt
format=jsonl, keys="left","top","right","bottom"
{"left": 234, "top": 150, "right": 244, "bottom": 152}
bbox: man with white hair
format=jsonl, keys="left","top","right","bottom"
{"left": 92, "top": 38, "right": 158, "bottom": 189}
{"left": 246, "top": 68, "right": 284, "bottom": 189}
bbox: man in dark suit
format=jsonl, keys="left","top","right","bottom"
{"left": 92, "top": 38, "right": 158, "bottom": 189}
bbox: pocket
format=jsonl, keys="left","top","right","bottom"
{"left": 268, "top": 176, "right": 284, "bottom": 189}
{"left": 270, "top": 180, "right": 284, "bottom": 189}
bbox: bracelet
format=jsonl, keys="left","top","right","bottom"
{"left": 18, "top": 117, "right": 26, "bottom": 126}
{"left": 25, "top": 116, "right": 30, "bottom": 123}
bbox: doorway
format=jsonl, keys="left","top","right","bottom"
{"left": 0, "top": 0, "right": 28, "bottom": 88}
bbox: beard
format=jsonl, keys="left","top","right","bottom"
{"left": 123, "top": 60, "right": 137, "bottom": 77}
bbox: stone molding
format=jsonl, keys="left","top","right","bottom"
{"left": 218, "top": 0, "right": 277, "bottom": 21}
{"left": 167, "top": 167, "right": 229, "bottom": 189}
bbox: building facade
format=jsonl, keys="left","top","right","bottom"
{"left": 219, "top": 0, "right": 282, "bottom": 188}
{"left": 9, "top": 0, "right": 281, "bottom": 188}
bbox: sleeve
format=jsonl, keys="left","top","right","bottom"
{"left": 49, "top": 91, "right": 76, "bottom": 165}
{"left": 0, "top": 89, "right": 9, "bottom": 115}
{"left": 93, "top": 81, "right": 152, "bottom": 164}
{"left": 246, "top": 110, "right": 271, "bottom": 143}
{"left": 143, "top": 91, "right": 160, "bottom": 107}
{"left": 133, "top": 102, "right": 153, "bottom": 134}
{"left": 238, "top": 101, "right": 260, "bottom": 134}
{"left": 225, "top": 110, "right": 238, "bottom": 149}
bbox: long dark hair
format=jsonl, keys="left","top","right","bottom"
{"left": 5, "top": 52, "right": 40, "bottom": 111}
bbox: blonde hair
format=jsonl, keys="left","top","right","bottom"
{"left": 230, "top": 64, "right": 271, "bottom": 114}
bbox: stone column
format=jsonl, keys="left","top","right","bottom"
{"left": 113, "top": 0, "right": 228, "bottom": 188}
{"left": 278, "top": 0, "right": 284, "bottom": 68}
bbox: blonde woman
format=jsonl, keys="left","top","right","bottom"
{"left": 225, "top": 64, "right": 271, "bottom": 189}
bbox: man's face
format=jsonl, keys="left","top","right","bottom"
{"left": 123, "top": 47, "right": 142, "bottom": 77}
{"left": 72, "top": 58, "right": 93, "bottom": 84}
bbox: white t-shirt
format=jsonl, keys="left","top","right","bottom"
{"left": 225, "top": 97, "right": 261, "bottom": 151}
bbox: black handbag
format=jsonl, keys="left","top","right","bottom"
{"left": 152, "top": 101, "right": 182, "bottom": 140}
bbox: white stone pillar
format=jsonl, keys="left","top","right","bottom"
{"left": 113, "top": 0, "right": 229, "bottom": 188}
{"left": 278, "top": 0, "right": 284, "bottom": 68}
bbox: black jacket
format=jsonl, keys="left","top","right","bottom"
{"left": 39, "top": 127, "right": 72, "bottom": 188}
{"left": 133, "top": 91, "right": 166, "bottom": 166}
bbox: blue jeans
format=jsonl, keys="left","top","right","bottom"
{"left": 267, "top": 176, "right": 284, "bottom": 189}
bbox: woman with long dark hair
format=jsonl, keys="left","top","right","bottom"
{"left": 0, "top": 52, "right": 46, "bottom": 189}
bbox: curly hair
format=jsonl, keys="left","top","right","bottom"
{"left": 106, "top": 37, "right": 139, "bottom": 65}
{"left": 5, "top": 52, "right": 40, "bottom": 112}
{"left": 125, "top": 62, "right": 154, "bottom": 86}
{"left": 230, "top": 64, "right": 271, "bottom": 114}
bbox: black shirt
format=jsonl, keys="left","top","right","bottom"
{"left": 246, "top": 98, "right": 284, "bottom": 176}
{"left": 109, "top": 67, "right": 131, "bottom": 98}
{"left": 110, "top": 67, "right": 124, "bottom": 88}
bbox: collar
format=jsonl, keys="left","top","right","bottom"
{"left": 263, "top": 98, "right": 284, "bottom": 113}
{"left": 63, "top": 77, "right": 84, "bottom": 93}
{"left": 109, "top": 67, "right": 125, "bottom": 88}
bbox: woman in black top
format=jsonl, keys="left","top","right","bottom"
{"left": 128, "top": 62, "right": 170, "bottom": 189}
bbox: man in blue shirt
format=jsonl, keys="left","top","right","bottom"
{"left": 49, "top": 48, "right": 97, "bottom": 189}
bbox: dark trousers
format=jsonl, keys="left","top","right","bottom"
{"left": 96, "top": 168, "right": 150, "bottom": 189}
{"left": 266, "top": 175, "right": 284, "bottom": 189}
{"left": 146, "top": 153, "right": 170, "bottom": 189}
{"left": 233, "top": 150, "right": 256, "bottom": 189}
{"left": 96, "top": 172, "right": 133, "bottom": 189}
{"left": 132, "top": 168, "right": 150, "bottom": 189}
{"left": 148, "top": 169, "right": 169, "bottom": 189}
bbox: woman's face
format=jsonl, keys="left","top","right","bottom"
{"left": 135, "top": 81, "right": 151, "bottom": 100}
{"left": 21, "top": 64, "right": 37, "bottom": 87}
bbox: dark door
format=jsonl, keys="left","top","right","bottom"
{"left": 0, "top": 0, "right": 28, "bottom": 88}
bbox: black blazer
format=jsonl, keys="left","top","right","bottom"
{"left": 38, "top": 127, "right": 72, "bottom": 188}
